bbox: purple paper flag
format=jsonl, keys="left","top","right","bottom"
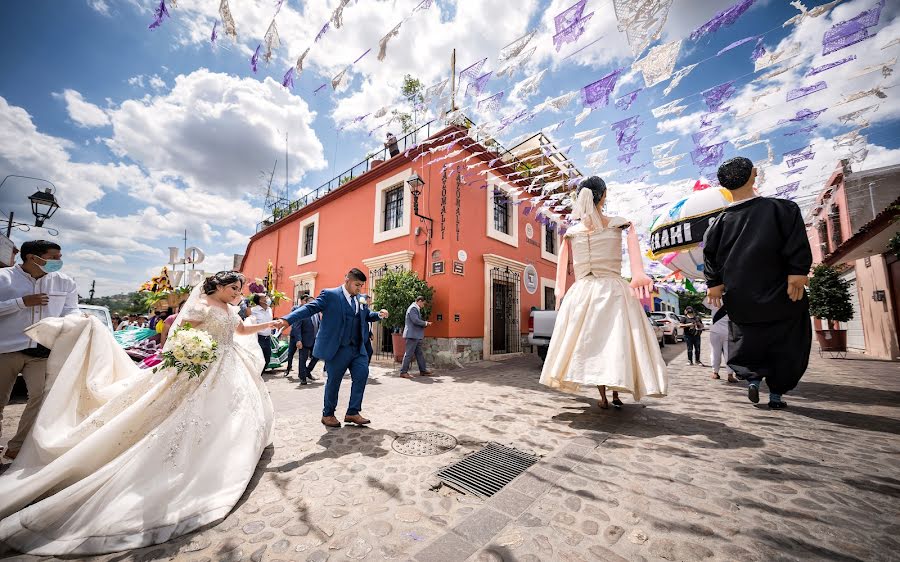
{"left": 806, "top": 55, "right": 856, "bottom": 76}
{"left": 211, "top": 21, "right": 218, "bottom": 44}
{"left": 581, "top": 68, "right": 623, "bottom": 109}
{"left": 251, "top": 44, "right": 261, "bottom": 73}
{"left": 315, "top": 22, "right": 330, "bottom": 42}
{"left": 618, "top": 151, "right": 640, "bottom": 165}
{"left": 553, "top": 12, "right": 594, "bottom": 51}
{"left": 785, "top": 166, "right": 808, "bottom": 176}
{"left": 353, "top": 49, "right": 371, "bottom": 64}
{"left": 690, "top": 0, "right": 756, "bottom": 42}
{"left": 699, "top": 113, "right": 716, "bottom": 128}
{"left": 751, "top": 38, "right": 766, "bottom": 61}
{"left": 282, "top": 67, "right": 295, "bottom": 89}
{"left": 148, "top": 0, "right": 170, "bottom": 30}
{"left": 702, "top": 81, "right": 736, "bottom": 112}
{"left": 459, "top": 58, "right": 488, "bottom": 85}
{"left": 786, "top": 81, "right": 827, "bottom": 102}
{"left": 777, "top": 108, "right": 827, "bottom": 125}
{"left": 717, "top": 35, "right": 757, "bottom": 56}
{"left": 784, "top": 124, "right": 819, "bottom": 136}
{"left": 774, "top": 181, "right": 801, "bottom": 197}
{"left": 313, "top": 83, "right": 327, "bottom": 95}
{"left": 614, "top": 89, "right": 643, "bottom": 111}
{"left": 692, "top": 127, "right": 720, "bottom": 147}
{"left": 555, "top": 0, "right": 588, "bottom": 33}
{"left": 783, "top": 145, "right": 814, "bottom": 168}
{"left": 466, "top": 72, "right": 493, "bottom": 97}
{"left": 477, "top": 91, "right": 504, "bottom": 112}
{"left": 690, "top": 142, "right": 727, "bottom": 168}
{"left": 823, "top": 1, "right": 884, "bottom": 55}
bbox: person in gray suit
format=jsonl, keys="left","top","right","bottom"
{"left": 399, "top": 296, "right": 432, "bottom": 378}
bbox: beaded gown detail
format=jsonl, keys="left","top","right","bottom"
{"left": 539, "top": 218, "right": 668, "bottom": 400}
{"left": 0, "top": 302, "right": 274, "bottom": 555}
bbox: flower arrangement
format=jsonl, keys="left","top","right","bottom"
{"left": 155, "top": 323, "right": 218, "bottom": 379}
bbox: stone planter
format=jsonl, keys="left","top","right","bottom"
{"left": 391, "top": 333, "right": 405, "bottom": 363}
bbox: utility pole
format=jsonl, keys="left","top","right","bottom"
{"left": 89, "top": 280, "right": 96, "bottom": 304}
{"left": 5, "top": 211, "right": 13, "bottom": 238}
{"left": 449, "top": 49, "right": 457, "bottom": 115}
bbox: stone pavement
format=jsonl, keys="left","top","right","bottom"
{"left": 1, "top": 336, "right": 899, "bottom": 562}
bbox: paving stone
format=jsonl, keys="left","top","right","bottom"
{"left": 581, "top": 520, "right": 599, "bottom": 535}
{"left": 243, "top": 521, "right": 266, "bottom": 535}
{"left": 414, "top": 533, "right": 477, "bottom": 562}
{"left": 450, "top": 508, "right": 510, "bottom": 546}
{"left": 487, "top": 488, "right": 534, "bottom": 517}
{"left": 250, "top": 531, "right": 276, "bottom": 544}
{"left": 283, "top": 523, "right": 311, "bottom": 537}
{"left": 603, "top": 525, "right": 625, "bottom": 545}
{"left": 250, "top": 545, "right": 268, "bottom": 562}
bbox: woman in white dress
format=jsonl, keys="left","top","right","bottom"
{"left": 540, "top": 177, "right": 668, "bottom": 409}
{"left": 0, "top": 271, "right": 278, "bottom": 556}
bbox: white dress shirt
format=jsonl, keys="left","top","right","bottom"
{"left": 341, "top": 285, "right": 359, "bottom": 315}
{"left": 0, "top": 265, "right": 80, "bottom": 353}
{"left": 250, "top": 305, "right": 274, "bottom": 336}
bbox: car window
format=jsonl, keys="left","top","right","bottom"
{"left": 79, "top": 307, "right": 110, "bottom": 329}
{"left": 650, "top": 313, "right": 664, "bottom": 318}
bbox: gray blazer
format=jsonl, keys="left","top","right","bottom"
{"left": 402, "top": 303, "right": 428, "bottom": 339}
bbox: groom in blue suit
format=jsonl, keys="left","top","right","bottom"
{"left": 277, "top": 268, "right": 388, "bottom": 428}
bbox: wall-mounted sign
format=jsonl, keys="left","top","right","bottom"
{"left": 523, "top": 264, "right": 538, "bottom": 294}
{"left": 431, "top": 250, "right": 442, "bottom": 260}
{"left": 0, "top": 234, "right": 15, "bottom": 268}
{"left": 525, "top": 223, "right": 534, "bottom": 239}
{"left": 452, "top": 261, "right": 465, "bottom": 275}
{"left": 526, "top": 238, "right": 540, "bottom": 247}
{"left": 166, "top": 246, "right": 207, "bottom": 286}
{"left": 432, "top": 261, "right": 445, "bottom": 275}
{"left": 457, "top": 250, "right": 468, "bottom": 262}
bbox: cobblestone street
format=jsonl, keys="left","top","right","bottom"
{"left": 2, "top": 336, "right": 898, "bottom": 562}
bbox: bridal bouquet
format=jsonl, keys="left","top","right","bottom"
{"left": 155, "top": 323, "right": 218, "bottom": 379}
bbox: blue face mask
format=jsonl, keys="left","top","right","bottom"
{"left": 37, "top": 257, "right": 63, "bottom": 273}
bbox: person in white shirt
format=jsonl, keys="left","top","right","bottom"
{"left": 0, "top": 240, "right": 79, "bottom": 460}
{"left": 249, "top": 294, "right": 274, "bottom": 374}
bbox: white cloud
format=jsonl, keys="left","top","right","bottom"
{"left": 127, "top": 75, "right": 145, "bottom": 88}
{"left": 54, "top": 89, "right": 110, "bottom": 128}
{"left": 70, "top": 249, "right": 126, "bottom": 265}
{"left": 105, "top": 68, "right": 326, "bottom": 199}
{"left": 148, "top": 74, "right": 166, "bottom": 90}
{"left": 87, "top": 0, "right": 110, "bottom": 16}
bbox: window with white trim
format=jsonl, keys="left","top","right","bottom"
{"left": 486, "top": 175, "right": 519, "bottom": 248}
{"left": 296, "top": 212, "right": 319, "bottom": 265}
{"left": 373, "top": 168, "right": 413, "bottom": 243}
{"left": 383, "top": 186, "right": 404, "bottom": 231}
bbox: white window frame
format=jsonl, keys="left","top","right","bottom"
{"left": 540, "top": 277, "right": 556, "bottom": 310}
{"left": 373, "top": 168, "right": 413, "bottom": 244}
{"left": 541, "top": 222, "right": 559, "bottom": 263}
{"left": 486, "top": 173, "right": 519, "bottom": 248}
{"left": 297, "top": 212, "right": 320, "bottom": 265}
{"left": 289, "top": 272, "right": 317, "bottom": 302}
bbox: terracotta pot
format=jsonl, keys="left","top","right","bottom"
{"left": 815, "top": 329, "right": 847, "bottom": 352}
{"left": 391, "top": 332, "right": 405, "bottom": 363}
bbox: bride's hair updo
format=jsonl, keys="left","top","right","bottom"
{"left": 203, "top": 271, "right": 245, "bottom": 295}
{"left": 578, "top": 176, "right": 607, "bottom": 205}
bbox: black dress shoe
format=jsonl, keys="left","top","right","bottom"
{"left": 748, "top": 385, "right": 760, "bottom": 404}
{"left": 768, "top": 400, "right": 787, "bottom": 409}
{"left": 300, "top": 379, "right": 308, "bottom": 386}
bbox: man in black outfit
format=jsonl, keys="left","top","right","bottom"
{"left": 285, "top": 295, "right": 319, "bottom": 384}
{"left": 704, "top": 157, "right": 813, "bottom": 409}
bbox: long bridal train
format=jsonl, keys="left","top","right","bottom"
{"left": 0, "top": 303, "right": 274, "bottom": 555}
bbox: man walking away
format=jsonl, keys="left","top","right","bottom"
{"left": 286, "top": 295, "right": 318, "bottom": 384}
{"left": 0, "top": 240, "right": 80, "bottom": 460}
{"left": 399, "top": 296, "right": 432, "bottom": 379}
{"left": 681, "top": 307, "right": 704, "bottom": 366}
{"left": 704, "top": 157, "right": 813, "bottom": 410}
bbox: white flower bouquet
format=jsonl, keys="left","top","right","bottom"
{"left": 155, "top": 323, "right": 218, "bottom": 379}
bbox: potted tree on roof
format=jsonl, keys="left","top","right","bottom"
{"left": 809, "top": 264, "right": 854, "bottom": 353}
{"left": 372, "top": 269, "right": 435, "bottom": 362}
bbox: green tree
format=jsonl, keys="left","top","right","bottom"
{"left": 677, "top": 290, "right": 709, "bottom": 314}
{"left": 809, "top": 264, "right": 854, "bottom": 323}
{"left": 371, "top": 269, "right": 435, "bottom": 333}
{"left": 390, "top": 74, "right": 424, "bottom": 134}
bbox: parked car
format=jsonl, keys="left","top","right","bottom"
{"left": 78, "top": 304, "right": 114, "bottom": 332}
{"left": 649, "top": 317, "right": 666, "bottom": 347}
{"left": 701, "top": 315, "right": 713, "bottom": 328}
{"left": 650, "top": 311, "right": 682, "bottom": 343}
{"left": 529, "top": 309, "right": 666, "bottom": 362}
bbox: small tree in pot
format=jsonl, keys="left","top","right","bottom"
{"left": 809, "top": 264, "right": 854, "bottom": 352}
{"left": 371, "top": 269, "right": 435, "bottom": 362}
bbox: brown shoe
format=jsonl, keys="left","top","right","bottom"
{"left": 321, "top": 416, "right": 341, "bottom": 428}
{"left": 344, "top": 414, "right": 371, "bottom": 425}
{"left": 399, "top": 373, "right": 414, "bottom": 379}
{"left": 3, "top": 448, "right": 18, "bottom": 460}
{"left": 419, "top": 370, "right": 434, "bottom": 376}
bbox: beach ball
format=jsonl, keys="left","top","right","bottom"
{"left": 646, "top": 181, "right": 733, "bottom": 279}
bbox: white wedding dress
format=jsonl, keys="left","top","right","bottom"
{"left": 0, "top": 290, "right": 275, "bottom": 555}
{"left": 540, "top": 217, "right": 668, "bottom": 401}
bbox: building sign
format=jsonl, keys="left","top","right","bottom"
{"left": 648, "top": 211, "right": 721, "bottom": 256}
{"left": 165, "top": 246, "right": 207, "bottom": 286}
{"left": 523, "top": 264, "right": 538, "bottom": 294}
{"left": 525, "top": 223, "right": 534, "bottom": 239}
{"left": 526, "top": 238, "right": 540, "bottom": 247}
{"left": 0, "top": 234, "right": 15, "bottom": 268}
{"left": 432, "top": 261, "right": 445, "bottom": 275}
{"left": 457, "top": 250, "right": 468, "bottom": 262}
{"left": 452, "top": 261, "right": 465, "bottom": 275}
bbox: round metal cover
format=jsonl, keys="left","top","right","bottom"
{"left": 391, "top": 431, "right": 457, "bottom": 456}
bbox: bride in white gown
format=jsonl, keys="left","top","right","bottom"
{"left": 0, "top": 271, "right": 278, "bottom": 556}
{"left": 540, "top": 176, "right": 668, "bottom": 408}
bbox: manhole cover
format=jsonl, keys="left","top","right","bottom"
{"left": 437, "top": 442, "right": 539, "bottom": 498}
{"left": 391, "top": 431, "right": 458, "bottom": 456}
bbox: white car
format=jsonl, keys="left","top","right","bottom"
{"left": 78, "top": 304, "right": 114, "bottom": 332}
{"left": 702, "top": 316, "right": 713, "bottom": 328}
{"left": 650, "top": 311, "right": 682, "bottom": 343}
{"left": 649, "top": 317, "right": 665, "bottom": 347}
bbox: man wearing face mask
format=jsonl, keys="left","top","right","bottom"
{"left": 0, "top": 240, "right": 80, "bottom": 460}
{"left": 249, "top": 293, "right": 275, "bottom": 374}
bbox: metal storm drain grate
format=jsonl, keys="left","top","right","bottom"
{"left": 391, "top": 431, "right": 458, "bottom": 456}
{"left": 436, "top": 442, "right": 539, "bottom": 498}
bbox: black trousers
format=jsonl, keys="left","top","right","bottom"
{"left": 728, "top": 307, "right": 812, "bottom": 395}
{"left": 684, "top": 334, "right": 701, "bottom": 363}
{"left": 257, "top": 335, "right": 272, "bottom": 372}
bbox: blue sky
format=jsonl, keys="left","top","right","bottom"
{"left": 0, "top": 0, "right": 897, "bottom": 295}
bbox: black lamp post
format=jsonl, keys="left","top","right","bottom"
{"left": 406, "top": 172, "right": 433, "bottom": 277}
{"left": 0, "top": 175, "right": 61, "bottom": 237}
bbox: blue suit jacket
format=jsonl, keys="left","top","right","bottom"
{"left": 281, "top": 287, "right": 381, "bottom": 362}
{"left": 287, "top": 306, "right": 317, "bottom": 348}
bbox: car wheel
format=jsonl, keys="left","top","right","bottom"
{"left": 664, "top": 331, "right": 675, "bottom": 344}
{"left": 659, "top": 336, "right": 665, "bottom": 348}
{"left": 537, "top": 346, "right": 548, "bottom": 362}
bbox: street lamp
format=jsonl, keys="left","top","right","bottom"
{"left": 406, "top": 172, "right": 424, "bottom": 198}
{"left": 28, "top": 188, "right": 60, "bottom": 227}
{"left": 405, "top": 172, "right": 433, "bottom": 277}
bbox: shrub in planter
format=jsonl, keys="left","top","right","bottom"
{"left": 371, "top": 269, "right": 435, "bottom": 333}
{"left": 809, "top": 264, "right": 854, "bottom": 352}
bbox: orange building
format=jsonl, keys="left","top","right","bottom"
{"left": 240, "top": 120, "right": 575, "bottom": 366}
